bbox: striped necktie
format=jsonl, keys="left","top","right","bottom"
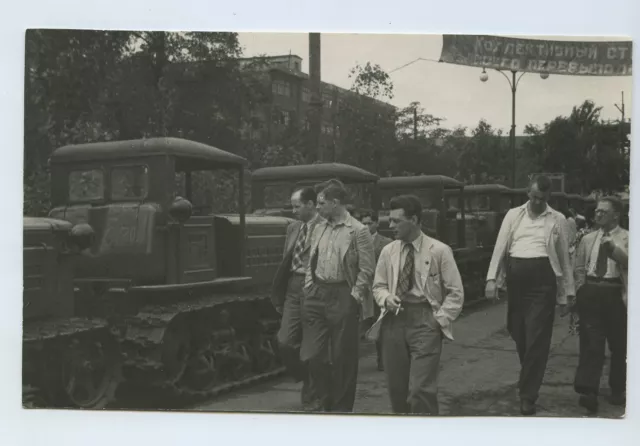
{"left": 396, "top": 243, "right": 415, "bottom": 297}
{"left": 291, "top": 223, "right": 308, "bottom": 272}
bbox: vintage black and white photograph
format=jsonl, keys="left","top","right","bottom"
{"left": 22, "top": 29, "right": 631, "bottom": 419}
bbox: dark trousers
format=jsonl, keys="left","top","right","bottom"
{"left": 373, "top": 303, "right": 383, "bottom": 366}
{"left": 301, "top": 282, "right": 360, "bottom": 412}
{"left": 381, "top": 302, "right": 443, "bottom": 415}
{"left": 506, "top": 257, "right": 557, "bottom": 403}
{"left": 277, "top": 274, "right": 312, "bottom": 404}
{"left": 574, "top": 282, "right": 627, "bottom": 396}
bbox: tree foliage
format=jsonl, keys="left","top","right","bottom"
{"left": 523, "top": 100, "right": 629, "bottom": 194}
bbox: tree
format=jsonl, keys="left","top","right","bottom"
{"left": 458, "top": 120, "right": 509, "bottom": 184}
{"left": 334, "top": 63, "right": 396, "bottom": 173}
{"left": 523, "top": 100, "right": 629, "bottom": 194}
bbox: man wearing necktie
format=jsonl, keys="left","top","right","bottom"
{"left": 271, "top": 187, "right": 323, "bottom": 405}
{"left": 372, "top": 195, "right": 464, "bottom": 415}
{"left": 573, "top": 196, "right": 629, "bottom": 414}
{"left": 301, "top": 181, "right": 375, "bottom": 412}
{"left": 485, "top": 175, "right": 574, "bottom": 416}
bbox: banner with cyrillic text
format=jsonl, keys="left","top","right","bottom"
{"left": 439, "top": 35, "right": 632, "bottom": 76}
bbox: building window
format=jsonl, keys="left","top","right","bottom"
{"left": 272, "top": 80, "right": 291, "bottom": 97}
{"left": 302, "top": 88, "right": 311, "bottom": 103}
{"left": 294, "top": 61, "right": 300, "bottom": 71}
{"left": 273, "top": 110, "right": 291, "bottom": 126}
{"left": 323, "top": 93, "right": 333, "bottom": 108}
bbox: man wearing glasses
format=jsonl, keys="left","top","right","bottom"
{"left": 573, "top": 196, "right": 628, "bottom": 414}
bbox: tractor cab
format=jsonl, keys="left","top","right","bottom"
{"left": 377, "top": 175, "right": 466, "bottom": 250}
{"left": 508, "top": 187, "right": 528, "bottom": 207}
{"left": 48, "top": 137, "right": 290, "bottom": 291}
{"left": 251, "top": 163, "right": 380, "bottom": 218}
{"left": 550, "top": 191, "right": 569, "bottom": 215}
{"left": 446, "top": 184, "right": 512, "bottom": 249}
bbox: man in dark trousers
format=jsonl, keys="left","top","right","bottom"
{"left": 371, "top": 195, "right": 464, "bottom": 415}
{"left": 361, "top": 209, "right": 392, "bottom": 371}
{"left": 485, "top": 174, "right": 574, "bottom": 416}
{"left": 301, "top": 180, "right": 375, "bottom": 412}
{"left": 271, "top": 186, "right": 323, "bottom": 405}
{"left": 573, "top": 196, "right": 628, "bottom": 414}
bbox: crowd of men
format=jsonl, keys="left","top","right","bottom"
{"left": 270, "top": 175, "right": 628, "bottom": 416}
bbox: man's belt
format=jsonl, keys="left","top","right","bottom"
{"left": 586, "top": 276, "right": 623, "bottom": 285}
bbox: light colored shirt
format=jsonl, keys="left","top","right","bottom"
{"left": 291, "top": 213, "right": 321, "bottom": 274}
{"left": 314, "top": 213, "right": 350, "bottom": 283}
{"left": 399, "top": 235, "right": 427, "bottom": 303}
{"left": 587, "top": 226, "right": 623, "bottom": 279}
{"left": 509, "top": 206, "right": 550, "bottom": 258}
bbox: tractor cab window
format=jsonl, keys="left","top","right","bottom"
{"left": 264, "top": 184, "right": 293, "bottom": 209}
{"left": 69, "top": 169, "right": 104, "bottom": 202}
{"left": 111, "top": 165, "right": 149, "bottom": 201}
{"left": 344, "top": 183, "right": 374, "bottom": 210}
{"left": 175, "top": 170, "right": 240, "bottom": 215}
{"left": 381, "top": 189, "right": 438, "bottom": 211}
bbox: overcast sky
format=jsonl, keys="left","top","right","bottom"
{"left": 237, "top": 33, "right": 632, "bottom": 135}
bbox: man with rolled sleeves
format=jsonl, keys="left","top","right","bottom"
{"left": 271, "top": 187, "right": 323, "bottom": 404}
{"left": 485, "top": 174, "right": 574, "bottom": 416}
{"left": 371, "top": 194, "right": 464, "bottom": 415}
{"left": 573, "top": 196, "right": 628, "bottom": 413}
{"left": 361, "top": 209, "right": 392, "bottom": 371}
{"left": 301, "top": 181, "right": 375, "bottom": 412}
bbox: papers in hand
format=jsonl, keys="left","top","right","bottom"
{"left": 365, "top": 308, "right": 398, "bottom": 342}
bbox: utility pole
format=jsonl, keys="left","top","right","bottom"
{"left": 413, "top": 106, "right": 418, "bottom": 140}
{"left": 615, "top": 91, "right": 626, "bottom": 154}
{"left": 309, "top": 33, "right": 323, "bottom": 162}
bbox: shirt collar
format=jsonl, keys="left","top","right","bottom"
{"left": 403, "top": 232, "right": 423, "bottom": 252}
{"left": 306, "top": 212, "right": 322, "bottom": 227}
{"left": 328, "top": 210, "right": 352, "bottom": 228}
{"left": 599, "top": 225, "right": 621, "bottom": 236}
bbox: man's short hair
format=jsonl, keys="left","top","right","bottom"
{"left": 360, "top": 209, "right": 378, "bottom": 222}
{"left": 292, "top": 186, "right": 317, "bottom": 205}
{"left": 599, "top": 196, "right": 624, "bottom": 215}
{"left": 389, "top": 194, "right": 422, "bottom": 223}
{"left": 529, "top": 174, "right": 552, "bottom": 193}
{"left": 314, "top": 178, "right": 344, "bottom": 193}
{"left": 320, "top": 180, "right": 349, "bottom": 204}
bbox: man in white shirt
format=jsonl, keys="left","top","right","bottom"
{"left": 573, "top": 196, "right": 628, "bottom": 414}
{"left": 372, "top": 194, "right": 464, "bottom": 415}
{"left": 485, "top": 175, "right": 574, "bottom": 416}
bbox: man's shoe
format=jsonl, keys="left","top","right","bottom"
{"left": 608, "top": 393, "right": 626, "bottom": 406}
{"left": 579, "top": 394, "right": 599, "bottom": 413}
{"left": 520, "top": 399, "right": 536, "bottom": 416}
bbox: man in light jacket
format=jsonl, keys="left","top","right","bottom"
{"left": 301, "top": 180, "right": 375, "bottom": 412}
{"left": 485, "top": 174, "right": 574, "bottom": 416}
{"left": 573, "top": 196, "right": 628, "bottom": 413}
{"left": 372, "top": 194, "right": 464, "bottom": 415}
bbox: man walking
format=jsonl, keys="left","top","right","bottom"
{"left": 485, "top": 174, "right": 574, "bottom": 416}
{"left": 372, "top": 195, "right": 464, "bottom": 415}
{"left": 301, "top": 181, "right": 375, "bottom": 412}
{"left": 271, "top": 187, "right": 323, "bottom": 405}
{"left": 361, "top": 209, "right": 392, "bottom": 371}
{"left": 573, "top": 196, "right": 628, "bottom": 413}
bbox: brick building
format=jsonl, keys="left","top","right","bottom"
{"left": 238, "top": 54, "right": 397, "bottom": 149}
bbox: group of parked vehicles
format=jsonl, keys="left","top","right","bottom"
{"left": 23, "top": 137, "right": 620, "bottom": 410}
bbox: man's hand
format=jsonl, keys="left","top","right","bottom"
{"left": 275, "top": 306, "right": 283, "bottom": 315}
{"left": 385, "top": 295, "right": 402, "bottom": 313}
{"left": 485, "top": 280, "right": 499, "bottom": 301}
